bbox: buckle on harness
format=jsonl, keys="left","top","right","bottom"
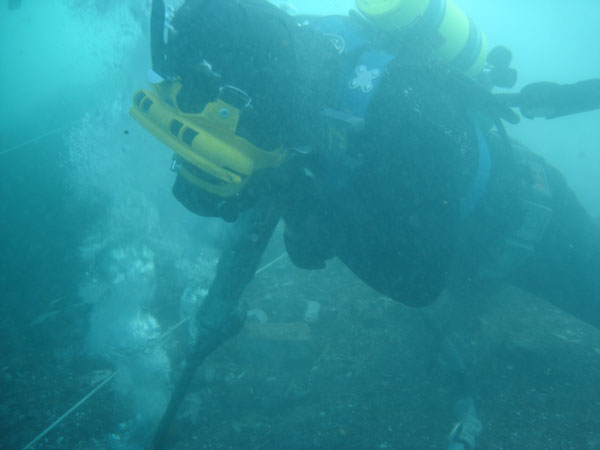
{"left": 349, "top": 65, "right": 382, "bottom": 93}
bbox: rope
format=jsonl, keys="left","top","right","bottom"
{"left": 159, "top": 316, "right": 190, "bottom": 341}
{"left": 0, "top": 121, "right": 79, "bottom": 157}
{"left": 19, "top": 251, "right": 287, "bottom": 449}
{"left": 20, "top": 372, "right": 117, "bottom": 450}
{"left": 156, "top": 252, "right": 287, "bottom": 341}
{"left": 256, "top": 252, "right": 287, "bottom": 275}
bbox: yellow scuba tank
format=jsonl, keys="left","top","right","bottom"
{"left": 355, "top": 0, "right": 487, "bottom": 77}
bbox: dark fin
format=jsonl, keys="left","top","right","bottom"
{"left": 545, "top": 79, "right": 600, "bottom": 119}
{"left": 518, "top": 82, "right": 562, "bottom": 119}
{"left": 495, "top": 80, "right": 600, "bottom": 120}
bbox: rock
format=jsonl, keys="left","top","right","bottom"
{"left": 304, "top": 300, "right": 321, "bottom": 324}
{"left": 244, "top": 322, "right": 311, "bottom": 341}
{"left": 240, "top": 322, "right": 314, "bottom": 370}
{"left": 247, "top": 308, "right": 269, "bottom": 324}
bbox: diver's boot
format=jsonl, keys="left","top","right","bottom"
{"left": 446, "top": 396, "right": 482, "bottom": 450}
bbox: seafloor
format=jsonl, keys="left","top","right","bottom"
{"left": 3, "top": 231, "right": 600, "bottom": 450}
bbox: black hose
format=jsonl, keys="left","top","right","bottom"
{"left": 151, "top": 339, "right": 219, "bottom": 450}
{"left": 150, "top": 0, "right": 167, "bottom": 76}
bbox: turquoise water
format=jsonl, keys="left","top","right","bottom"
{"left": 1, "top": 1, "right": 599, "bottom": 449}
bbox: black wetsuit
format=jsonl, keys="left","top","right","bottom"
{"left": 168, "top": 7, "right": 600, "bottom": 350}
{"left": 148, "top": 5, "right": 600, "bottom": 447}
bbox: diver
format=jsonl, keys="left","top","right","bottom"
{"left": 130, "top": 0, "right": 600, "bottom": 448}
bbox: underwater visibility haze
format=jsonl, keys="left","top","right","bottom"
{"left": 1, "top": 1, "right": 599, "bottom": 449}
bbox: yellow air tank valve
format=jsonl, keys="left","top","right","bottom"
{"left": 355, "top": 0, "right": 488, "bottom": 77}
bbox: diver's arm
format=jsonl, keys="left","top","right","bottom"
{"left": 193, "top": 195, "right": 281, "bottom": 352}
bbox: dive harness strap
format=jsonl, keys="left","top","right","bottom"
{"left": 311, "top": 16, "right": 395, "bottom": 130}
{"left": 460, "top": 117, "right": 492, "bottom": 221}
{"left": 314, "top": 15, "right": 492, "bottom": 220}
{"left": 338, "top": 48, "right": 396, "bottom": 122}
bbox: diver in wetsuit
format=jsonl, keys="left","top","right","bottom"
{"left": 130, "top": 1, "right": 600, "bottom": 448}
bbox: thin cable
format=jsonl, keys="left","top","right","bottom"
{"left": 0, "top": 121, "right": 79, "bottom": 157}
{"left": 20, "top": 371, "right": 117, "bottom": 450}
{"left": 159, "top": 316, "right": 189, "bottom": 341}
{"left": 156, "top": 251, "right": 288, "bottom": 340}
{"left": 18, "top": 251, "right": 288, "bottom": 449}
{"left": 256, "top": 252, "right": 287, "bottom": 275}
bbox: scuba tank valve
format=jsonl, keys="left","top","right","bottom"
{"left": 355, "top": 0, "right": 487, "bottom": 77}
